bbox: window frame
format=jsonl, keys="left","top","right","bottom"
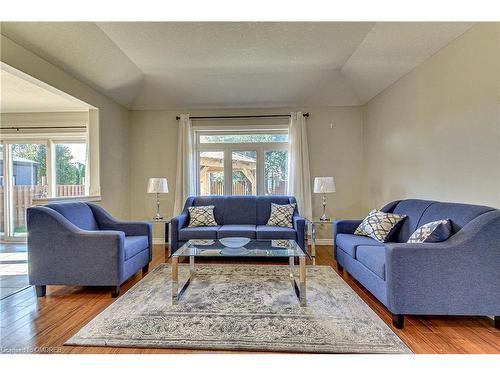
{"left": 1, "top": 136, "right": 90, "bottom": 240}
{"left": 194, "top": 125, "right": 289, "bottom": 196}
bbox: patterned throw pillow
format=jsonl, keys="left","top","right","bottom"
{"left": 407, "top": 219, "right": 452, "bottom": 243}
{"left": 354, "top": 209, "right": 407, "bottom": 243}
{"left": 188, "top": 205, "right": 218, "bottom": 227}
{"left": 267, "top": 203, "right": 296, "bottom": 228}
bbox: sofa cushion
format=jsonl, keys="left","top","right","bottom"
{"left": 188, "top": 205, "right": 218, "bottom": 227}
{"left": 179, "top": 226, "right": 221, "bottom": 240}
{"left": 407, "top": 219, "right": 452, "bottom": 243}
{"left": 267, "top": 203, "right": 296, "bottom": 228}
{"left": 256, "top": 225, "right": 297, "bottom": 240}
{"left": 256, "top": 196, "right": 296, "bottom": 225}
{"left": 222, "top": 196, "right": 257, "bottom": 225}
{"left": 124, "top": 235, "right": 149, "bottom": 260}
{"left": 417, "top": 202, "right": 494, "bottom": 234}
{"left": 335, "top": 234, "right": 381, "bottom": 257}
{"left": 191, "top": 196, "right": 225, "bottom": 225}
{"left": 356, "top": 245, "right": 386, "bottom": 280}
{"left": 354, "top": 210, "right": 407, "bottom": 242}
{"left": 46, "top": 202, "right": 99, "bottom": 231}
{"left": 218, "top": 225, "right": 256, "bottom": 238}
{"left": 390, "top": 199, "right": 435, "bottom": 242}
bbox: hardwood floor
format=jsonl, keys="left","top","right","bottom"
{"left": 1, "top": 244, "right": 498, "bottom": 354}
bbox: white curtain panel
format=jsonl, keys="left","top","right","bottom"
{"left": 173, "top": 114, "right": 196, "bottom": 215}
{"left": 287, "top": 112, "right": 313, "bottom": 220}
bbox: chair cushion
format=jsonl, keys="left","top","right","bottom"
{"left": 256, "top": 225, "right": 297, "bottom": 240}
{"left": 46, "top": 202, "right": 99, "bottom": 231}
{"left": 179, "top": 226, "right": 221, "bottom": 240}
{"left": 355, "top": 245, "right": 386, "bottom": 280}
{"left": 124, "top": 235, "right": 149, "bottom": 260}
{"left": 218, "top": 225, "right": 256, "bottom": 238}
{"left": 335, "top": 233, "right": 381, "bottom": 257}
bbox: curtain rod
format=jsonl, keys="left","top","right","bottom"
{"left": 175, "top": 113, "right": 309, "bottom": 120}
{"left": 0, "top": 126, "right": 87, "bottom": 131}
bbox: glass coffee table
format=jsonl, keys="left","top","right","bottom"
{"left": 171, "top": 238, "right": 307, "bottom": 306}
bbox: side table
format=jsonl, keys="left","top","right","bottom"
{"left": 307, "top": 219, "right": 334, "bottom": 265}
{"left": 148, "top": 218, "right": 171, "bottom": 258}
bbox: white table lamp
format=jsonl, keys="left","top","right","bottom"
{"left": 313, "top": 177, "right": 336, "bottom": 221}
{"left": 147, "top": 177, "right": 169, "bottom": 220}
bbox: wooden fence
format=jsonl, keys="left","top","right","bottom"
{"left": 207, "top": 180, "right": 286, "bottom": 195}
{"left": 0, "top": 185, "right": 85, "bottom": 233}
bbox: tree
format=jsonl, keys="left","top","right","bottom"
{"left": 11, "top": 144, "right": 85, "bottom": 185}
{"left": 11, "top": 144, "right": 46, "bottom": 183}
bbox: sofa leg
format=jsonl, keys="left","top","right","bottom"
{"left": 142, "top": 264, "right": 149, "bottom": 274}
{"left": 337, "top": 262, "right": 344, "bottom": 272}
{"left": 111, "top": 286, "right": 120, "bottom": 298}
{"left": 392, "top": 314, "right": 405, "bottom": 329}
{"left": 35, "top": 285, "right": 46, "bottom": 297}
{"left": 495, "top": 316, "right": 500, "bottom": 330}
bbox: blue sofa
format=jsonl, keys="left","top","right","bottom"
{"left": 334, "top": 199, "right": 500, "bottom": 329}
{"left": 27, "top": 202, "right": 152, "bottom": 298}
{"left": 171, "top": 195, "right": 306, "bottom": 253}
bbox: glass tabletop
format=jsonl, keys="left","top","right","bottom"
{"left": 173, "top": 238, "right": 305, "bottom": 258}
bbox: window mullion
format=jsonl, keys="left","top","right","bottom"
{"left": 224, "top": 149, "right": 232, "bottom": 195}
{"left": 47, "top": 139, "right": 56, "bottom": 198}
{"left": 257, "top": 147, "right": 265, "bottom": 195}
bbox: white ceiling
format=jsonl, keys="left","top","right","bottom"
{"left": 0, "top": 22, "right": 474, "bottom": 110}
{"left": 1, "top": 69, "right": 91, "bottom": 113}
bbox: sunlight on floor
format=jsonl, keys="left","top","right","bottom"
{"left": 0, "top": 243, "right": 29, "bottom": 299}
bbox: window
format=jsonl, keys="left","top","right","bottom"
{"left": 55, "top": 143, "right": 88, "bottom": 197}
{"left": 199, "top": 151, "right": 224, "bottom": 195}
{"left": 1, "top": 137, "right": 89, "bottom": 240}
{"left": 195, "top": 129, "right": 289, "bottom": 196}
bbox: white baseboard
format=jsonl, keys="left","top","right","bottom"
{"left": 314, "top": 239, "right": 333, "bottom": 245}
{"left": 153, "top": 237, "right": 167, "bottom": 245}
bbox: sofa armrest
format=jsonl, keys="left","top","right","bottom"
{"left": 170, "top": 213, "right": 189, "bottom": 253}
{"left": 293, "top": 215, "right": 306, "bottom": 251}
{"left": 384, "top": 210, "right": 500, "bottom": 315}
{"left": 333, "top": 220, "right": 362, "bottom": 235}
{"left": 27, "top": 206, "right": 125, "bottom": 286}
{"left": 88, "top": 203, "right": 152, "bottom": 237}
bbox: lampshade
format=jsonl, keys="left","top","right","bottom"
{"left": 313, "top": 177, "right": 336, "bottom": 193}
{"left": 147, "top": 177, "right": 169, "bottom": 193}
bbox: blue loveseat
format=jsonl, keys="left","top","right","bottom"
{"left": 27, "top": 202, "right": 152, "bottom": 297}
{"left": 171, "top": 195, "right": 306, "bottom": 253}
{"left": 334, "top": 199, "right": 500, "bottom": 329}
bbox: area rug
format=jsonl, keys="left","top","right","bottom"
{"left": 66, "top": 264, "right": 412, "bottom": 353}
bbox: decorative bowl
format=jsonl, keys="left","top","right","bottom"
{"left": 219, "top": 237, "right": 250, "bottom": 248}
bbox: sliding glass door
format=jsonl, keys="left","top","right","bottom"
{"left": 1, "top": 143, "right": 47, "bottom": 240}
{"left": 1, "top": 139, "right": 87, "bottom": 241}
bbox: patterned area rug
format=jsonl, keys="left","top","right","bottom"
{"left": 66, "top": 264, "right": 411, "bottom": 353}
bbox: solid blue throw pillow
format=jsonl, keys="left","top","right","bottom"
{"left": 407, "top": 219, "right": 452, "bottom": 243}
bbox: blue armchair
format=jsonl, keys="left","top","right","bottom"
{"left": 27, "top": 202, "right": 152, "bottom": 297}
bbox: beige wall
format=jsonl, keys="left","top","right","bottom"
{"left": 130, "top": 107, "right": 365, "bottom": 240}
{"left": 362, "top": 23, "right": 500, "bottom": 211}
{"left": 1, "top": 35, "right": 132, "bottom": 218}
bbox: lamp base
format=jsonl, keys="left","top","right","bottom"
{"left": 153, "top": 215, "right": 164, "bottom": 221}
{"left": 320, "top": 214, "right": 330, "bottom": 222}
